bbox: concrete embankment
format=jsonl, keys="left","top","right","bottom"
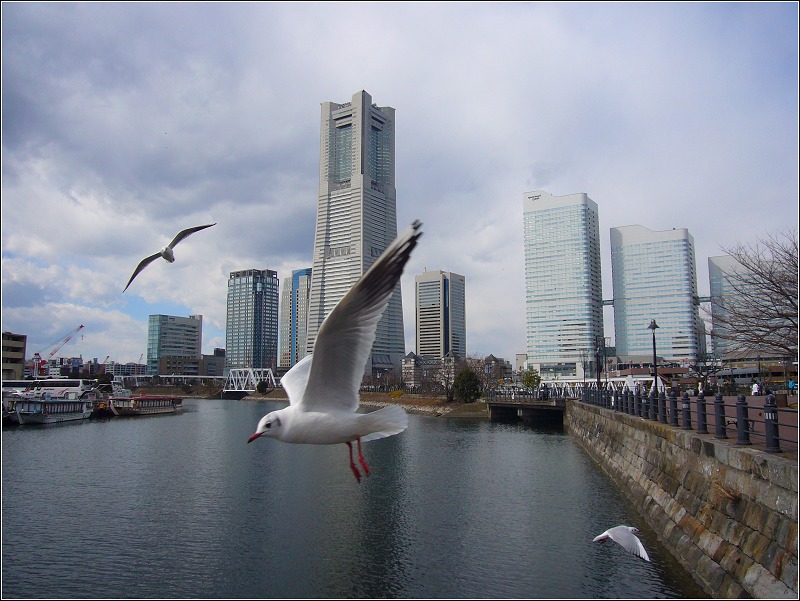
{"left": 566, "top": 399, "right": 798, "bottom": 599}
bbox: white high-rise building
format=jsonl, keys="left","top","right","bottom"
{"left": 415, "top": 270, "right": 466, "bottom": 359}
{"left": 306, "top": 90, "right": 405, "bottom": 377}
{"left": 523, "top": 190, "right": 604, "bottom": 379}
{"left": 611, "top": 225, "right": 702, "bottom": 363}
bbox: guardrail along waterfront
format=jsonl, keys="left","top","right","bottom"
{"left": 580, "top": 388, "right": 798, "bottom": 454}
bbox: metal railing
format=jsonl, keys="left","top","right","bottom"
{"left": 580, "top": 387, "right": 797, "bottom": 453}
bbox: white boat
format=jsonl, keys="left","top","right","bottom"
{"left": 109, "top": 394, "right": 183, "bottom": 417}
{"left": 2, "top": 391, "right": 25, "bottom": 425}
{"left": 14, "top": 390, "right": 98, "bottom": 425}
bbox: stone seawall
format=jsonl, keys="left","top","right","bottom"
{"left": 565, "top": 399, "right": 798, "bottom": 598}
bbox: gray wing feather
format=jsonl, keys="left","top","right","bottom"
{"left": 123, "top": 252, "right": 162, "bottom": 292}
{"left": 169, "top": 223, "right": 216, "bottom": 248}
{"left": 299, "top": 221, "right": 422, "bottom": 412}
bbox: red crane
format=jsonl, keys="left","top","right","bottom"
{"left": 30, "top": 324, "right": 85, "bottom": 376}
{"left": 46, "top": 324, "right": 85, "bottom": 359}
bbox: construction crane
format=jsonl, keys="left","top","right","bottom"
{"left": 30, "top": 324, "right": 86, "bottom": 376}
{"left": 46, "top": 324, "right": 85, "bottom": 360}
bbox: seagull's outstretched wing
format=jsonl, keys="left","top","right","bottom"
{"left": 280, "top": 354, "right": 313, "bottom": 405}
{"left": 168, "top": 223, "right": 216, "bottom": 248}
{"left": 123, "top": 252, "right": 162, "bottom": 293}
{"left": 299, "top": 220, "right": 423, "bottom": 413}
{"left": 593, "top": 526, "right": 650, "bottom": 562}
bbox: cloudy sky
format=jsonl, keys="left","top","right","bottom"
{"left": 2, "top": 2, "right": 797, "bottom": 368}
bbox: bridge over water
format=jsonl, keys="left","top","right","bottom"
{"left": 222, "top": 368, "right": 276, "bottom": 399}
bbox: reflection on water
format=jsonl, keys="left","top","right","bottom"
{"left": 2, "top": 398, "right": 708, "bottom": 598}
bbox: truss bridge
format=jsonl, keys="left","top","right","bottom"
{"left": 222, "top": 368, "right": 276, "bottom": 399}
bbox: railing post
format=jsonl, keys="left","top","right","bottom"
{"left": 736, "top": 394, "right": 752, "bottom": 445}
{"left": 613, "top": 389, "right": 619, "bottom": 412}
{"left": 714, "top": 392, "right": 727, "bottom": 439}
{"left": 696, "top": 390, "right": 707, "bottom": 434}
{"left": 681, "top": 391, "right": 692, "bottom": 430}
{"left": 764, "top": 394, "right": 782, "bottom": 453}
{"left": 635, "top": 389, "right": 643, "bottom": 417}
{"left": 666, "top": 390, "right": 676, "bottom": 425}
{"left": 649, "top": 389, "right": 658, "bottom": 421}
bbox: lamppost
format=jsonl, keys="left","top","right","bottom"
{"left": 649, "top": 320, "right": 660, "bottom": 395}
{"left": 757, "top": 353, "right": 762, "bottom": 394}
{"left": 594, "top": 336, "right": 604, "bottom": 393}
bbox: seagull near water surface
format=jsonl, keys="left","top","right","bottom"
{"left": 122, "top": 223, "right": 216, "bottom": 292}
{"left": 593, "top": 525, "right": 651, "bottom": 562}
{"left": 248, "top": 220, "right": 423, "bottom": 483}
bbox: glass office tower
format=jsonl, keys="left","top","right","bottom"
{"left": 146, "top": 314, "right": 203, "bottom": 375}
{"left": 279, "top": 267, "right": 312, "bottom": 369}
{"left": 415, "top": 270, "right": 466, "bottom": 359}
{"left": 708, "top": 255, "right": 744, "bottom": 358}
{"left": 611, "top": 225, "right": 702, "bottom": 363}
{"left": 225, "top": 268, "right": 279, "bottom": 371}
{"left": 523, "top": 190, "right": 604, "bottom": 379}
{"left": 306, "top": 90, "right": 405, "bottom": 377}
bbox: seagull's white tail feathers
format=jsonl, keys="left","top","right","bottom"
{"left": 359, "top": 405, "right": 409, "bottom": 442}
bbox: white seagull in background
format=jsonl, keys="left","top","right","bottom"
{"left": 123, "top": 223, "right": 216, "bottom": 292}
{"left": 248, "top": 220, "right": 423, "bottom": 483}
{"left": 593, "top": 525, "right": 651, "bottom": 562}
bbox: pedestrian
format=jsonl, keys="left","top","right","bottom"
{"left": 789, "top": 378, "right": 796, "bottom": 396}
{"left": 751, "top": 381, "right": 759, "bottom": 396}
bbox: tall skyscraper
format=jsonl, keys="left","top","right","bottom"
{"left": 708, "top": 254, "right": 745, "bottom": 358}
{"left": 415, "top": 270, "right": 466, "bottom": 359}
{"left": 306, "top": 90, "right": 405, "bottom": 377}
{"left": 225, "top": 268, "right": 279, "bottom": 372}
{"left": 611, "top": 225, "right": 702, "bottom": 363}
{"left": 147, "top": 314, "right": 203, "bottom": 375}
{"left": 523, "top": 190, "right": 604, "bottom": 379}
{"left": 279, "top": 267, "right": 312, "bottom": 369}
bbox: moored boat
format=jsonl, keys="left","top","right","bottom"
{"left": 2, "top": 391, "right": 24, "bottom": 425}
{"left": 14, "top": 390, "right": 97, "bottom": 425}
{"left": 109, "top": 394, "right": 183, "bottom": 417}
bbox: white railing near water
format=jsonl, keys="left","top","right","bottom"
{"left": 224, "top": 368, "right": 276, "bottom": 393}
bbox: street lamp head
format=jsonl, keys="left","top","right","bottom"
{"left": 648, "top": 319, "right": 659, "bottom": 331}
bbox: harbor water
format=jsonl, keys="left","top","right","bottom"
{"left": 2, "top": 398, "right": 708, "bottom": 598}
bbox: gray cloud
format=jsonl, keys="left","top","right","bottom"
{"left": 2, "top": 2, "right": 797, "bottom": 364}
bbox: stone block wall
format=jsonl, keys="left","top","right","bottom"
{"left": 565, "top": 400, "right": 798, "bottom": 598}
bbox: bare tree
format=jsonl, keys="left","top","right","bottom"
{"left": 688, "top": 351, "right": 724, "bottom": 393}
{"left": 707, "top": 229, "right": 798, "bottom": 357}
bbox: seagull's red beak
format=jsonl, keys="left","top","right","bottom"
{"left": 247, "top": 432, "right": 262, "bottom": 444}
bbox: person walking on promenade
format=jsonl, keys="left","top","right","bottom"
{"left": 752, "top": 381, "right": 760, "bottom": 396}
{"left": 789, "top": 378, "right": 796, "bottom": 396}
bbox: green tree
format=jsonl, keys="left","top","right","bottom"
{"left": 521, "top": 369, "right": 541, "bottom": 390}
{"left": 453, "top": 368, "right": 481, "bottom": 403}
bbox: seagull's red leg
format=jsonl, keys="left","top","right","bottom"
{"left": 356, "top": 437, "right": 370, "bottom": 478}
{"left": 346, "top": 441, "right": 361, "bottom": 483}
